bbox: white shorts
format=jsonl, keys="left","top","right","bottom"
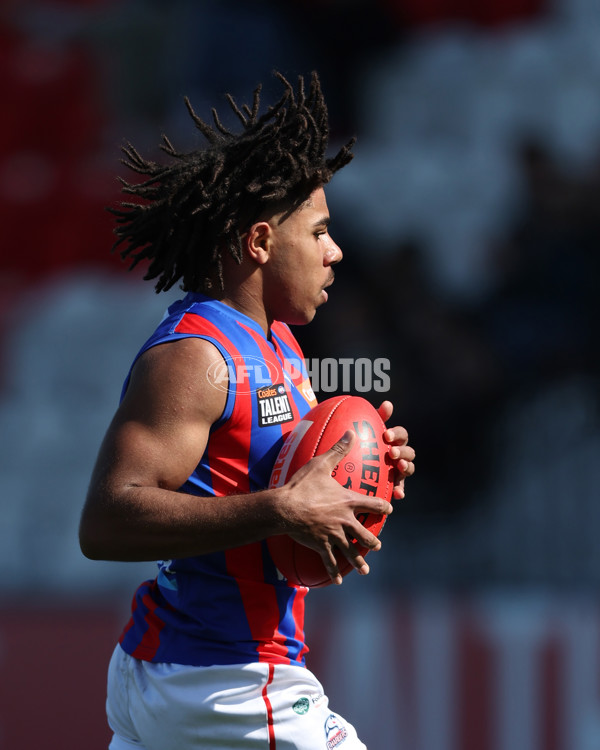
{"left": 106, "top": 645, "right": 367, "bottom": 750}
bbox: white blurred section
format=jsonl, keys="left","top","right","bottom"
{"left": 0, "top": 273, "right": 180, "bottom": 595}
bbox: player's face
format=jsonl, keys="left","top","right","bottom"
{"left": 265, "top": 187, "right": 342, "bottom": 325}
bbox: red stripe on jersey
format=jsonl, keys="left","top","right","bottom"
{"left": 233, "top": 322, "right": 309, "bottom": 663}
{"left": 269, "top": 323, "right": 304, "bottom": 384}
{"left": 290, "top": 585, "right": 309, "bottom": 663}
{"left": 225, "top": 544, "right": 292, "bottom": 664}
{"left": 118, "top": 613, "right": 135, "bottom": 647}
{"left": 119, "top": 580, "right": 149, "bottom": 646}
{"left": 207, "top": 335, "right": 253, "bottom": 496}
{"left": 238, "top": 322, "right": 302, "bottom": 429}
{"left": 131, "top": 583, "right": 166, "bottom": 661}
{"left": 175, "top": 313, "right": 252, "bottom": 495}
{"left": 262, "top": 663, "right": 276, "bottom": 750}
{"left": 205, "top": 431, "right": 251, "bottom": 495}
{"left": 174, "top": 313, "right": 227, "bottom": 338}
{"left": 271, "top": 321, "right": 304, "bottom": 359}
{"left": 270, "top": 324, "right": 317, "bottom": 411}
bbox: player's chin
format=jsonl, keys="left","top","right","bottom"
{"left": 307, "top": 301, "right": 322, "bottom": 322}
{"left": 285, "top": 307, "right": 316, "bottom": 326}
{"left": 295, "top": 300, "right": 321, "bottom": 325}
{"left": 297, "top": 309, "right": 317, "bottom": 325}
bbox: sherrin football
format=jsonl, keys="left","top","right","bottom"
{"left": 267, "top": 395, "right": 393, "bottom": 587}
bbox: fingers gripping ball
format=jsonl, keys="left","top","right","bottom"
{"left": 268, "top": 396, "right": 393, "bottom": 587}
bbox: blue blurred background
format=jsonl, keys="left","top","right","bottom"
{"left": 2, "top": 0, "right": 600, "bottom": 748}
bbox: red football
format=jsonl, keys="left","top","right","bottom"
{"left": 267, "top": 395, "right": 393, "bottom": 588}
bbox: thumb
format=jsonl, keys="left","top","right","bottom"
{"left": 325, "top": 429, "right": 355, "bottom": 466}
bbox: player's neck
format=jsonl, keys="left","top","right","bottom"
{"left": 212, "top": 258, "right": 272, "bottom": 336}
{"left": 219, "top": 288, "right": 272, "bottom": 338}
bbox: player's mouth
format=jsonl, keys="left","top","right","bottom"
{"left": 322, "top": 273, "right": 335, "bottom": 301}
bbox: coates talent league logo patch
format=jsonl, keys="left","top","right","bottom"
{"left": 256, "top": 383, "right": 294, "bottom": 427}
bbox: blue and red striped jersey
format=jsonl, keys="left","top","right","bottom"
{"left": 118, "top": 293, "right": 318, "bottom": 667}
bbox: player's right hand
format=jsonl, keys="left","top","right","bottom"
{"left": 277, "top": 431, "right": 393, "bottom": 585}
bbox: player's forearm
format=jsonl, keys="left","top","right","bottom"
{"left": 79, "top": 485, "right": 286, "bottom": 562}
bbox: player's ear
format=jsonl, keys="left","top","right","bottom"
{"left": 244, "top": 221, "right": 271, "bottom": 265}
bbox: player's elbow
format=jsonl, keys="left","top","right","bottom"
{"left": 78, "top": 496, "right": 116, "bottom": 560}
{"left": 78, "top": 516, "right": 106, "bottom": 560}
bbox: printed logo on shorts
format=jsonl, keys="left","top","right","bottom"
{"left": 256, "top": 383, "right": 294, "bottom": 427}
{"left": 311, "top": 692, "right": 326, "bottom": 709}
{"left": 324, "top": 713, "right": 348, "bottom": 749}
{"left": 293, "top": 697, "right": 310, "bottom": 715}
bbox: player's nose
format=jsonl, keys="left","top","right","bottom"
{"left": 324, "top": 236, "right": 342, "bottom": 265}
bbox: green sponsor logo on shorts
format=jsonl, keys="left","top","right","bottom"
{"left": 293, "top": 697, "right": 310, "bottom": 715}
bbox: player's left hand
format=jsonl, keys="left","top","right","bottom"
{"left": 377, "top": 400, "right": 415, "bottom": 500}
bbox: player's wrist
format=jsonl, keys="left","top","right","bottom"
{"left": 261, "top": 484, "right": 301, "bottom": 537}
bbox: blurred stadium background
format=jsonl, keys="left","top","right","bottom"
{"left": 2, "top": 0, "right": 600, "bottom": 747}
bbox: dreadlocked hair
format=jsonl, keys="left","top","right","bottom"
{"left": 108, "top": 71, "right": 355, "bottom": 293}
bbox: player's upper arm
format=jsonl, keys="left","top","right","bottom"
{"left": 84, "top": 336, "right": 227, "bottom": 510}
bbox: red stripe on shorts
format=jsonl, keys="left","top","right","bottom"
{"left": 262, "top": 663, "right": 276, "bottom": 750}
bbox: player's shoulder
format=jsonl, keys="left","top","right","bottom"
{"left": 141, "top": 335, "right": 224, "bottom": 369}
{"left": 124, "top": 336, "right": 227, "bottom": 421}
{"left": 135, "top": 336, "right": 226, "bottom": 393}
